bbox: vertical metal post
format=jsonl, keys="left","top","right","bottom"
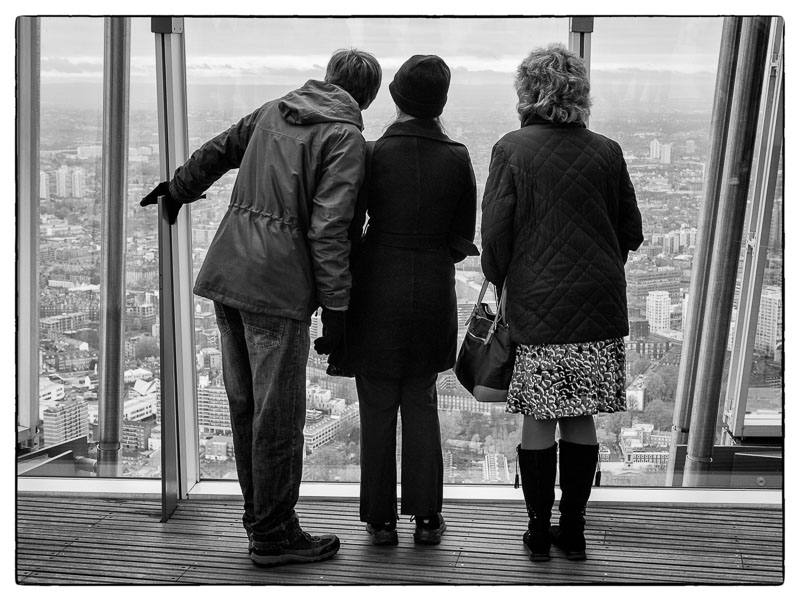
{"left": 153, "top": 17, "right": 199, "bottom": 520}
{"left": 666, "top": 17, "right": 741, "bottom": 485}
{"left": 569, "top": 16, "right": 593, "bottom": 79}
{"left": 722, "top": 17, "right": 783, "bottom": 441}
{"left": 569, "top": 17, "right": 593, "bottom": 128}
{"left": 97, "top": 17, "right": 131, "bottom": 477}
{"left": 683, "top": 17, "right": 772, "bottom": 486}
{"left": 16, "top": 17, "right": 41, "bottom": 451}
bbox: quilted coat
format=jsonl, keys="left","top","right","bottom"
{"left": 168, "top": 80, "right": 366, "bottom": 322}
{"left": 340, "top": 118, "right": 477, "bottom": 378}
{"left": 481, "top": 116, "right": 643, "bottom": 345}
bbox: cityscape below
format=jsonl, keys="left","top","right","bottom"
{"left": 30, "top": 68, "right": 783, "bottom": 487}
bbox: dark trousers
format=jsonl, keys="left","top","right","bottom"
{"left": 214, "top": 302, "right": 309, "bottom": 544}
{"left": 356, "top": 372, "right": 444, "bottom": 524}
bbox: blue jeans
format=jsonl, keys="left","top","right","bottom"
{"left": 214, "top": 302, "right": 310, "bottom": 544}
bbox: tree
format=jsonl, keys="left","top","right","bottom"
{"left": 642, "top": 399, "right": 675, "bottom": 431}
{"left": 134, "top": 336, "right": 159, "bottom": 360}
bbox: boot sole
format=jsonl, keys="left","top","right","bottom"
{"left": 250, "top": 541, "right": 340, "bottom": 567}
{"left": 524, "top": 541, "right": 551, "bottom": 562}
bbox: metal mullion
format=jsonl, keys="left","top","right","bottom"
{"left": 96, "top": 17, "right": 130, "bottom": 477}
{"left": 683, "top": 17, "right": 772, "bottom": 486}
{"left": 569, "top": 17, "right": 593, "bottom": 126}
{"left": 666, "top": 18, "right": 741, "bottom": 484}
{"left": 723, "top": 17, "right": 783, "bottom": 441}
{"left": 16, "top": 17, "right": 40, "bottom": 450}
{"left": 153, "top": 18, "right": 198, "bottom": 520}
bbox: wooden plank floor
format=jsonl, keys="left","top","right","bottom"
{"left": 16, "top": 495, "right": 783, "bottom": 585}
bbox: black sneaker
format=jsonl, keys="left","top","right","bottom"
{"left": 412, "top": 513, "right": 446, "bottom": 545}
{"left": 366, "top": 522, "right": 398, "bottom": 546}
{"left": 250, "top": 530, "right": 340, "bottom": 567}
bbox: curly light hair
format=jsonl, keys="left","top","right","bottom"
{"left": 514, "top": 43, "right": 591, "bottom": 124}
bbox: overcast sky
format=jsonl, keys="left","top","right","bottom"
{"left": 38, "top": 16, "right": 724, "bottom": 86}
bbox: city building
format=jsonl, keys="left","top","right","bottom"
{"left": 71, "top": 167, "right": 85, "bottom": 197}
{"left": 55, "top": 166, "right": 70, "bottom": 197}
{"left": 123, "top": 394, "right": 159, "bottom": 422}
{"left": 123, "top": 415, "right": 158, "bottom": 454}
{"left": 627, "top": 267, "right": 683, "bottom": 309}
{"left": 660, "top": 143, "right": 671, "bottom": 164}
{"left": 197, "top": 385, "right": 233, "bottom": 436}
{"left": 39, "top": 171, "right": 50, "bottom": 200}
{"left": 756, "top": 285, "right": 782, "bottom": 356}
{"left": 649, "top": 138, "right": 661, "bottom": 160}
{"left": 42, "top": 398, "right": 89, "bottom": 447}
{"left": 39, "top": 377, "right": 65, "bottom": 415}
{"left": 483, "top": 453, "right": 510, "bottom": 483}
{"left": 40, "top": 312, "right": 87, "bottom": 334}
{"left": 646, "top": 290, "right": 671, "bottom": 334}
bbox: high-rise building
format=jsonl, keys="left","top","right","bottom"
{"left": 39, "top": 172, "right": 50, "bottom": 200}
{"left": 649, "top": 139, "right": 661, "bottom": 160}
{"left": 42, "top": 398, "right": 89, "bottom": 447}
{"left": 55, "top": 166, "right": 70, "bottom": 197}
{"left": 660, "top": 143, "right": 671, "bottom": 164}
{"left": 755, "top": 285, "right": 782, "bottom": 356}
{"left": 197, "top": 385, "right": 232, "bottom": 435}
{"left": 71, "top": 167, "right": 85, "bottom": 197}
{"left": 646, "top": 291, "right": 671, "bottom": 334}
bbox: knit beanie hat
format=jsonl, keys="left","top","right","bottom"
{"left": 389, "top": 55, "right": 451, "bottom": 118}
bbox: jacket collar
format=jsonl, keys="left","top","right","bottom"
{"left": 521, "top": 113, "right": 587, "bottom": 129}
{"left": 381, "top": 118, "right": 461, "bottom": 145}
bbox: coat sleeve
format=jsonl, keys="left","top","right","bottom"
{"left": 307, "top": 125, "right": 367, "bottom": 311}
{"left": 481, "top": 142, "right": 516, "bottom": 286}
{"left": 615, "top": 152, "right": 644, "bottom": 263}
{"left": 168, "top": 106, "right": 263, "bottom": 202}
{"left": 448, "top": 150, "right": 478, "bottom": 263}
{"left": 346, "top": 141, "right": 372, "bottom": 270}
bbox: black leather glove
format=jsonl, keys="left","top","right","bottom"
{"left": 140, "top": 181, "right": 183, "bottom": 225}
{"left": 313, "top": 309, "right": 346, "bottom": 355}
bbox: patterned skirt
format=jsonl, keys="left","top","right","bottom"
{"left": 506, "top": 337, "right": 627, "bottom": 419}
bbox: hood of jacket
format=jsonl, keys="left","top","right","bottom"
{"left": 279, "top": 80, "right": 364, "bottom": 130}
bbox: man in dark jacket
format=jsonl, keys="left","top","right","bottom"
{"left": 141, "top": 49, "right": 382, "bottom": 566}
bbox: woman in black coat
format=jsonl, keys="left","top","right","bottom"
{"left": 481, "top": 44, "right": 643, "bottom": 562}
{"left": 336, "top": 55, "right": 477, "bottom": 546}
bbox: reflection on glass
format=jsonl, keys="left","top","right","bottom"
{"left": 32, "top": 17, "right": 160, "bottom": 477}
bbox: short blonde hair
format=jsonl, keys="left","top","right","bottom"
{"left": 515, "top": 43, "right": 591, "bottom": 124}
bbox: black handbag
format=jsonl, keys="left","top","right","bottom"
{"left": 454, "top": 279, "right": 517, "bottom": 402}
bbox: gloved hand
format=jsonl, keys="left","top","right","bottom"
{"left": 313, "top": 309, "right": 346, "bottom": 355}
{"left": 140, "top": 181, "right": 183, "bottom": 225}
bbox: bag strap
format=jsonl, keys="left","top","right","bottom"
{"left": 496, "top": 281, "right": 508, "bottom": 324}
{"left": 476, "top": 278, "right": 490, "bottom": 304}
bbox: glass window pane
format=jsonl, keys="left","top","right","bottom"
{"left": 184, "top": 17, "right": 568, "bottom": 482}
{"left": 592, "top": 17, "right": 724, "bottom": 486}
{"left": 28, "top": 17, "right": 161, "bottom": 478}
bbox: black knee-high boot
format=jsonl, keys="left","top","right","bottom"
{"left": 517, "top": 443, "right": 557, "bottom": 562}
{"left": 550, "top": 439, "right": 599, "bottom": 561}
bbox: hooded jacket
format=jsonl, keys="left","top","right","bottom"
{"left": 168, "top": 80, "right": 366, "bottom": 321}
{"left": 481, "top": 117, "right": 643, "bottom": 345}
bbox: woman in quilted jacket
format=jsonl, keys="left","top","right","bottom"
{"left": 481, "top": 44, "right": 643, "bottom": 562}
